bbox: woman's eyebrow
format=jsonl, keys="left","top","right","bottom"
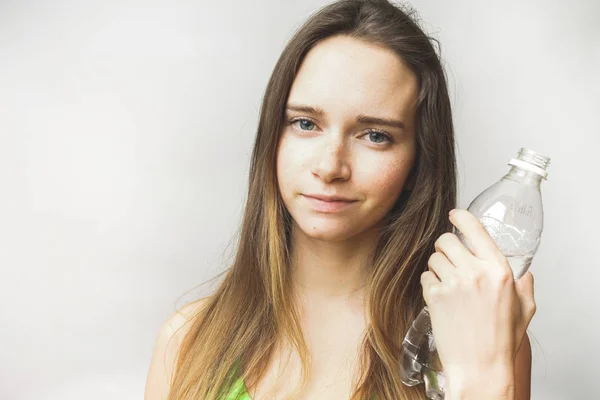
{"left": 286, "top": 104, "right": 325, "bottom": 116}
{"left": 356, "top": 114, "right": 405, "bottom": 131}
{"left": 286, "top": 103, "right": 405, "bottom": 131}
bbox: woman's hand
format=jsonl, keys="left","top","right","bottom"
{"left": 421, "top": 209, "right": 536, "bottom": 399}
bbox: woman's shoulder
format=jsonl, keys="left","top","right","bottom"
{"left": 166, "top": 296, "right": 212, "bottom": 338}
{"left": 144, "top": 296, "right": 212, "bottom": 400}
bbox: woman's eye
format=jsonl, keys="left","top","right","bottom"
{"left": 288, "top": 118, "right": 392, "bottom": 145}
{"left": 290, "top": 118, "right": 316, "bottom": 131}
{"left": 365, "top": 130, "right": 392, "bottom": 145}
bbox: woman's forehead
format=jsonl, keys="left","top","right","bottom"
{"left": 288, "top": 35, "right": 418, "bottom": 123}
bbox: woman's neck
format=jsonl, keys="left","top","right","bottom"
{"left": 289, "top": 223, "right": 379, "bottom": 303}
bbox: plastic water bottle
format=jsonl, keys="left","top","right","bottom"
{"left": 399, "top": 148, "right": 551, "bottom": 399}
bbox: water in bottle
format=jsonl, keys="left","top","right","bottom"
{"left": 399, "top": 148, "right": 551, "bottom": 399}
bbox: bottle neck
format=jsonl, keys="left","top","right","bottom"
{"left": 502, "top": 166, "right": 544, "bottom": 188}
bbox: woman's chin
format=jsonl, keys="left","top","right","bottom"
{"left": 295, "top": 221, "right": 363, "bottom": 243}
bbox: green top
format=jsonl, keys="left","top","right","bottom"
{"left": 223, "top": 376, "right": 251, "bottom": 400}
{"left": 221, "top": 377, "right": 377, "bottom": 400}
{"left": 220, "top": 359, "right": 251, "bottom": 400}
{"left": 220, "top": 361, "right": 376, "bottom": 400}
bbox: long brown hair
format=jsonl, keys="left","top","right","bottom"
{"left": 168, "top": 0, "right": 456, "bottom": 398}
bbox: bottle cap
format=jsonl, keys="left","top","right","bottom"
{"left": 509, "top": 148, "right": 551, "bottom": 179}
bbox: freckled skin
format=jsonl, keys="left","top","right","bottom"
{"left": 276, "top": 35, "right": 418, "bottom": 244}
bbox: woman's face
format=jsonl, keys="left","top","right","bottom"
{"left": 276, "top": 35, "right": 418, "bottom": 243}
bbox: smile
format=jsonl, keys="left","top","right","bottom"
{"left": 302, "top": 195, "right": 358, "bottom": 212}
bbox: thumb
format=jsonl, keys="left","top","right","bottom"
{"left": 515, "top": 271, "right": 536, "bottom": 322}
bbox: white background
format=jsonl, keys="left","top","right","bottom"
{"left": 1, "top": 0, "right": 598, "bottom": 399}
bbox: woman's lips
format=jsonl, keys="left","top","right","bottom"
{"left": 302, "top": 195, "right": 357, "bottom": 212}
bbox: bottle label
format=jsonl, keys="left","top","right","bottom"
{"left": 509, "top": 199, "right": 533, "bottom": 217}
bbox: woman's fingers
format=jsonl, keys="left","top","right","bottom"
{"left": 449, "top": 209, "right": 513, "bottom": 276}
{"left": 448, "top": 209, "right": 500, "bottom": 259}
{"left": 427, "top": 251, "right": 455, "bottom": 282}
{"left": 420, "top": 270, "right": 440, "bottom": 303}
{"left": 434, "top": 232, "right": 474, "bottom": 268}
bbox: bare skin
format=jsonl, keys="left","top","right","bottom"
{"left": 246, "top": 294, "right": 368, "bottom": 399}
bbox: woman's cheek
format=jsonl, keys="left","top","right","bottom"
{"left": 276, "top": 138, "right": 306, "bottom": 196}
{"left": 365, "top": 159, "right": 410, "bottom": 204}
{"left": 279, "top": 136, "right": 313, "bottom": 173}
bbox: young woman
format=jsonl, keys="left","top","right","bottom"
{"left": 145, "top": 0, "right": 535, "bottom": 399}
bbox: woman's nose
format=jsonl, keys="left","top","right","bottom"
{"left": 310, "top": 133, "right": 351, "bottom": 182}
